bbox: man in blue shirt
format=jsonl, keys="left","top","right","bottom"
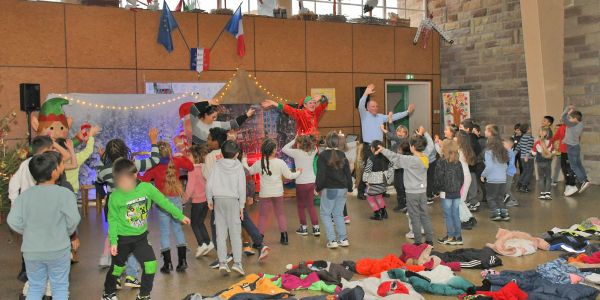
{"left": 357, "top": 84, "right": 415, "bottom": 199}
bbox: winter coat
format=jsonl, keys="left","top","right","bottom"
{"left": 342, "top": 271, "right": 425, "bottom": 300}
{"left": 216, "top": 274, "right": 291, "bottom": 300}
{"left": 355, "top": 254, "right": 425, "bottom": 276}
{"left": 431, "top": 247, "right": 503, "bottom": 269}
{"left": 486, "top": 270, "right": 599, "bottom": 300}
{"left": 399, "top": 243, "right": 461, "bottom": 271}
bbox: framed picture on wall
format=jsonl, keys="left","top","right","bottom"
{"left": 442, "top": 91, "right": 470, "bottom": 126}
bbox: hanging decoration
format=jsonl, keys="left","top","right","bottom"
{"left": 53, "top": 92, "right": 207, "bottom": 111}
{"left": 214, "top": 69, "right": 289, "bottom": 105}
{"left": 190, "top": 48, "right": 211, "bottom": 74}
{"left": 413, "top": 14, "right": 454, "bottom": 49}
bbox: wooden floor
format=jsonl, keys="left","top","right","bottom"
{"left": 0, "top": 184, "right": 598, "bottom": 300}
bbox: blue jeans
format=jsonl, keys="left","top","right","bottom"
{"left": 441, "top": 198, "right": 461, "bottom": 238}
{"left": 319, "top": 189, "right": 347, "bottom": 242}
{"left": 125, "top": 255, "right": 139, "bottom": 277}
{"left": 25, "top": 252, "right": 71, "bottom": 300}
{"left": 567, "top": 145, "right": 587, "bottom": 183}
{"left": 158, "top": 196, "right": 187, "bottom": 251}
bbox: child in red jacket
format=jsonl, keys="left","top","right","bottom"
{"left": 140, "top": 141, "right": 194, "bottom": 274}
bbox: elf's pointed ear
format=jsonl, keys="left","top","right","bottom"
{"left": 31, "top": 115, "right": 39, "bottom": 132}
{"left": 67, "top": 116, "right": 73, "bottom": 128}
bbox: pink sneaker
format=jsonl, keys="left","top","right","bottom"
{"left": 344, "top": 216, "right": 351, "bottom": 224}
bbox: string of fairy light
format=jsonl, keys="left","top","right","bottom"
{"left": 59, "top": 71, "right": 290, "bottom": 110}
{"left": 214, "top": 71, "right": 290, "bottom": 104}
{"left": 55, "top": 92, "right": 207, "bottom": 111}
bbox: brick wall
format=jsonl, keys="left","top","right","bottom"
{"left": 564, "top": 0, "right": 600, "bottom": 183}
{"left": 429, "top": 0, "right": 529, "bottom": 134}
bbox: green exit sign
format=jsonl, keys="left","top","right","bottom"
{"left": 406, "top": 74, "right": 414, "bottom": 80}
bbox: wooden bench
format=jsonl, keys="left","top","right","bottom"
{"left": 80, "top": 184, "right": 102, "bottom": 217}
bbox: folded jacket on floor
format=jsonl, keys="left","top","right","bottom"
{"left": 400, "top": 243, "right": 461, "bottom": 271}
{"left": 460, "top": 281, "right": 527, "bottom": 300}
{"left": 536, "top": 258, "right": 594, "bottom": 285}
{"left": 342, "top": 271, "right": 425, "bottom": 300}
{"left": 432, "top": 247, "right": 503, "bottom": 269}
{"left": 216, "top": 274, "right": 292, "bottom": 300}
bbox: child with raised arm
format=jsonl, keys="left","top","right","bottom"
{"left": 562, "top": 105, "right": 590, "bottom": 193}
{"left": 8, "top": 152, "right": 81, "bottom": 300}
{"left": 376, "top": 135, "right": 434, "bottom": 246}
{"left": 101, "top": 159, "right": 190, "bottom": 300}
{"left": 206, "top": 140, "right": 247, "bottom": 276}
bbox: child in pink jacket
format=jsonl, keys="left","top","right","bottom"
{"left": 184, "top": 144, "right": 214, "bottom": 258}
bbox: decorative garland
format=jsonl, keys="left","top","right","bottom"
{"left": 55, "top": 92, "right": 207, "bottom": 111}
{"left": 215, "top": 70, "right": 291, "bottom": 104}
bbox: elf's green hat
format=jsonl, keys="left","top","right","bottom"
{"left": 38, "top": 98, "right": 69, "bottom": 126}
{"left": 303, "top": 96, "right": 312, "bottom": 104}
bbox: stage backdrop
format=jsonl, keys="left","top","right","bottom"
{"left": 47, "top": 91, "right": 296, "bottom": 187}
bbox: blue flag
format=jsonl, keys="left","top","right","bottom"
{"left": 157, "top": 2, "right": 179, "bottom": 52}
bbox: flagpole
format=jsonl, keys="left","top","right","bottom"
{"left": 209, "top": 2, "right": 243, "bottom": 50}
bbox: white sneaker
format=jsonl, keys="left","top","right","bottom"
{"left": 579, "top": 181, "right": 591, "bottom": 194}
{"left": 231, "top": 263, "right": 245, "bottom": 276}
{"left": 339, "top": 239, "right": 350, "bottom": 247}
{"left": 327, "top": 241, "right": 339, "bottom": 249}
{"left": 564, "top": 185, "right": 578, "bottom": 197}
{"left": 219, "top": 264, "right": 231, "bottom": 276}
{"left": 201, "top": 242, "right": 214, "bottom": 256}
{"left": 405, "top": 231, "right": 415, "bottom": 239}
{"left": 195, "top": 244, "right": 207, "bottom": 258}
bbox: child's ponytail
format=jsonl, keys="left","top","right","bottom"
{"left": 260, "top": 138, "right": 277, "bottom": 176}
{"left": 158, "top": 141, "right": 183, "bottom": 196}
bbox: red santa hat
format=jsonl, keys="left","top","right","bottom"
{"left": 179, "top": 102, "right": 194, "bottom": 120}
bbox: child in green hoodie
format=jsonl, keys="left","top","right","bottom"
{"left": 101, "top": 159, "right": 190, "bottom": 300}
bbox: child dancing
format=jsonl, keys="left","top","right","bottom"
{"left": 140, "top": 141, "right": 194, "bottom": 273}
{"left": 316, "top": 132, "right": 353, "bottom": 249}
{"left": 102, "top": 159, "right": 190, "bottom": 300}
{"left": 362, "top": 140, "right": 394, "bottom": 220}
{"left": 183, "top": 144, "right": 214, "bottom": 258}
{"left": 481, "top": 125, "right": 510, "bottom": 221}
{"left": 282, "top": 135, "right": 320, "bottom": 236}
{"left": 434, "top": 140, "right": 464, "bottom": 245}
{"left": 248, "top": 138, "right": 301, "bottom": 245}
{"left": 206, "top": 140, "right": 247, "bottom": 276}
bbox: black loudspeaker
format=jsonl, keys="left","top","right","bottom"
{"left": 20, "top": 83, "right": 40, "bottom": 112}
{"left": 355, "top": 86, "right": 370, "bottom": 109}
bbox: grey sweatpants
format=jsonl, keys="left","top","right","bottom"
{"left": 406, "top": 193, "right": 433, "bottom": 243}
{"left": 213, "top": 197, "right": 243, "bottom": 264}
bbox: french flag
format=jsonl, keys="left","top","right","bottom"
{"left": 225, "top": 6, "right": 246, "bottom": 57}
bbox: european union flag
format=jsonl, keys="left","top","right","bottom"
{"left": 157, "top": 2, "right": 179, "bottom": 52}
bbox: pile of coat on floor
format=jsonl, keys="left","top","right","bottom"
{"left": 183, "top": 218, "right": 600, "bottom": 300}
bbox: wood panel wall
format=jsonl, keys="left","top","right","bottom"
{"left": 0, "top": 0, "right": 440, "bottom": 142}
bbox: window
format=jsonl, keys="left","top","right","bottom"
{"left": 32, "top": 0, "right": 426, "bottom": 24}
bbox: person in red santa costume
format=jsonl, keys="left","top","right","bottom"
{"left": 261, "top": 95, "right": 328, "bottom": 136}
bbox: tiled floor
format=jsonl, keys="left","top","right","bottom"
{"left": 0, "top": 184, "right": 597, "bottom": 300}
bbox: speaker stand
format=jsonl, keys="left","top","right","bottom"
{"left": 26, "top": 111, "right": 32, "bottom": 146}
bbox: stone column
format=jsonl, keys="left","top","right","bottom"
{"left": 520, "top": 0, "right": 564, "bottom": 134}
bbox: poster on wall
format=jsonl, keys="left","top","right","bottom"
{"left": 311, "top": 88, "right": 336, "bottom": 110}
{"left": 443, "top": 91, "right": 470, "bottom": 126}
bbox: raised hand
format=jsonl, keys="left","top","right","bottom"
{"left": 365, "top": 84, "right": 375, "bottom": 95}
{"left": 387, "top": 111, "right": 393, "bottom": 123}
{"left": 246, "top": 107, "right": 256, "bottom": 118}
{"left": 261, "top": 99, "right": 277, "bottom": 109}
{"left": 89, "top": 126, "right": 101, "bottom": 137}
{"left": 148, "top": 128, "right": 159, "bottom": 144}
{"left": 208, "top": 98, "right": 220, "bottom": 106}
{"left": 407, "top": 103, "right": 416, "bottom": 114}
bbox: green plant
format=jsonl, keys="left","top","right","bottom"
{"left": 0, "top": 145, "right": 27, "bottom": 217}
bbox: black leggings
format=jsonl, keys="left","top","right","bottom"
{"left": 426, "top": 160, "right": 437, "bottom": 198}
{"left": 104, "top": 234, "right": 156, "bottom": 296}
{"left": 394, "top": 168, "right": 406, "bottom": 209}
{"left": 191, "top": 203, "right": 211, "bottom": 246}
